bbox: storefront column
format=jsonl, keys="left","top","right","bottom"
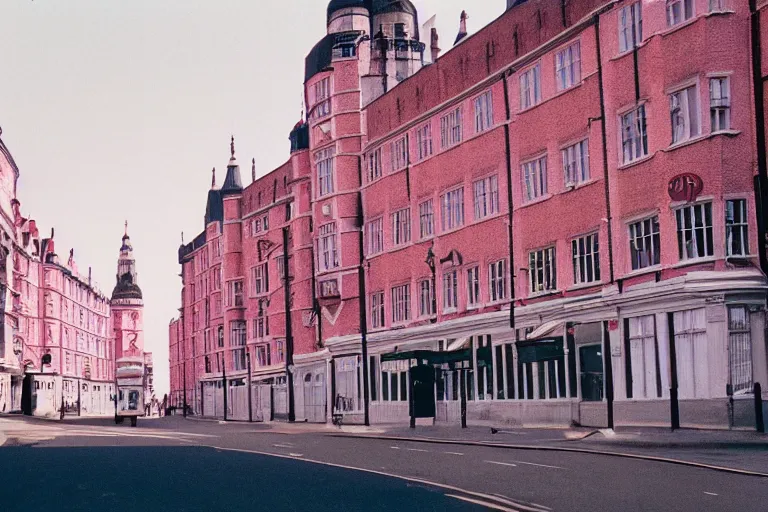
{"left": 491, "top": 339, "right": 498, "bottom": 399}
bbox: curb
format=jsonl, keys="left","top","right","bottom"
{"left": 328, "top": 433, "right": 768, "bottom": 478}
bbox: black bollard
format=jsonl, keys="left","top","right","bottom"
{"left": 755, "top": 383, "right": 764, "bottom": 433}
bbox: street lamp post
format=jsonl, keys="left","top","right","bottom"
{"left": 425, "top": 243, "right": 437, "bottom": 323}
{"left": 246, "top": 350, "right": 253, "bottom": 422}
{"left": 182, "top": 359, "right": 187, "bottom": 418}
{"left": 218, "top": 351, "right": 228, "bottom": 421}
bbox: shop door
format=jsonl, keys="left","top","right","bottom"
{"left": 21, "top": 375, "right": 34, "bottom": 415}
{"left": 303, "top": 371, "right": 326, "bottom": 423}
{"left": 410, "top": 364, "right": 436, "bottom": 419}
{"left": 579, "top": 345, "right": 604, "bottom": 401}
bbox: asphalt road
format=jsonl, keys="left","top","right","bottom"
{"left": 2, "top": 416, "right": 767, "bottom": 512}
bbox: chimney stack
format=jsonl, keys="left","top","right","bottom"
{"left": 430, "top": 27, "right": 440, "bottom": 62}
{"left": 454, "top": 10, "right": 468, "bottom": 46}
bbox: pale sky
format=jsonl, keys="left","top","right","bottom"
{"left": 0, "top": 0, "right": 502, "bottom": 395}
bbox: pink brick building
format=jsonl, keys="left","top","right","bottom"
{"left": 0, "top": 130, "right": 147, "bottom": 417}
{"left": 170, "top": 0, "right": 768, "bottom": 429}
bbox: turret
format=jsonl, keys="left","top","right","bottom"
{"left": 111, "top": 221, "right": 143, "bottom": 303}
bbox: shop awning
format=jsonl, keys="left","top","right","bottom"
{"left": 526, "top": 320, "right": 563, "bottom": 340}
{"left": 380, "top": 348, "right": 471, "bottom": 366}
{"left": 517, "top": 337, "right": 565, "bottom": 364}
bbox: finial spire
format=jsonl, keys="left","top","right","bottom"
{"left": 211, "top": 167, "right": 216, "bottom": 189}
{"left": 124, "top": 220, "right": 128, "bottom": 237}
{"left": 181, "top": 231, "right": 184, "bottom": 244}
{"left": 252, "top": 158, "right": 256, "bottom": 183}
{"left": 455, "top": 11, "right": 468, "bottom": 45}
{"left": 230, "top": 135, "right": 235, "bottom": 160}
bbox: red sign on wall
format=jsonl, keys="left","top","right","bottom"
{"left": 668, "top": 173, "right": 704, "bottom": 203}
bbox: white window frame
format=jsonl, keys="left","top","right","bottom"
{"left": 392, "top": 208, "right": 411, "bottom": 246}
{"left": 371, "top": 291, "right": 385, "bottom": 329}
{"left": 442, "top": 270, "right": 458, "bottom": 311}
{"left": 489, "top": 260, "right": 507, "bottom": 302}
{"left": 419, "top": 199, "right": 434, "bottom": 239}
{"left": 227, "top": 280, "right": 244, "bottom": 308}
{"left": 391, "top": 137, "right": 408, "bottom": 171}
{"left": 418, "top": 279, "right": 435, "bottom": 317}
{"left": 391, "top": 284, "right": 411, "bottom": 324}
{"left": 416, "top": 123, "right": 433, "bottom": 161}
{"left": 728, "top": 305, "right": 753, "bottom": 394}
{"left": 627, "top": 315, "right": 661, "bottom": 399}
{"left": 522, "top": 155, "right": 548, "bottom": 202}
{"left": 572, "top": 233, "right": 600, "bottom": 285}
{"left": 319, "top": 223, "right": 340, "bottom": 271}
{"left": 250, "top": 218, "right": 262, "bottom": 237}
{"left": 673, "top": 308, "right": 707, "bottom": 399}
{"left": 316, "top": 147, "right": 335, "bottom": 197}
{"left": 555, "top": 41, "right": 581, "bottom": 92}
{"left": 562, "top": 139, "right": 589, "bottom": 186}
{"left": 466, "top": 266, "right": 480, "bottom": 307}
{"left": 618, "top": 2, "right": 643, "bottom": 53}
{"left": 709, "top": 76, "right": 730, "bottom": 133}
{"left": 250, "top": 263, "right": 269, "bottom": 297}
{"left": 529, "top": 247, "right": 556, "bottom": 293}
{"left": 629, "top": 215, "right": 661, "bottom": 270}
{"left": 620, "top": 105, "right": 648, "bottom": 164}
{"left": 319, "top": 279, "right": 339, "bottom": 298}
{"left": 675, "top": 202, "right": 713, "bottom": 261}
{"left": 440, "top": 107, "right": 463, "bottom": 148}
{"left": 670, "top": 84, "right": 700, "bottom": 145}
{"left": 440, "top": 187, "right": 465, "bottom": 231}
{"left": 709, "top": 0, "right": 726, "bottom": 12}
{"left": 519, "top": 63, "right": 541, "bottom": 110}
{"left": 667, "top": 0, "right": 694, "bottom": 27}
{"left": 473, "top": 175, "right": 499, "bottom": 220}
{"left": 366, "top": 218, "right": 384, "bottom": 255}
{"left": 725, "top": 199, "right": 749, "bottom": 257}
{"left": 474, "top": 90, "right": 493, "bottom": 133}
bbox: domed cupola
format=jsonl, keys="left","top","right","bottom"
{"left": 327, "top": 0, "right": 369, "bottom": 24}
{"left": 111, "top": 221, "right": 143, "bottom": 302}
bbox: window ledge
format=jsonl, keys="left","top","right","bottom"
{"left": 661, "top": 17, "right": 699, "bottom": 38}
{"left": 663, "top": 131, "right": 743, "bottom": 153}
{"left": 610, "top": 40, "right": 650, "bottom": 62}
{"left": 442, "top": 307, "right": 458, "bottom": 314}
{"left": 466, "top": 304, "right": 481, "bottom": 311}
{"left": 527, "top": 289, "right": 562, "bottom": 300}
{"left": 560, "top": 179, "right": 598, "bottom": 195}
{"left": 663, "top": 134, "right": 708, "bottom": 152}
{"left": 567, "top": 281, "right": 603, "bottom": 292}
{"left": 617, "top": 153, "right": 655, "bottom": 170}
{"left": 623, "top": 265, "right": 662, "bottom": 279}
{"left": 705, "top": 9, "right": 735, "bottom": 18}
{"left": 518, "top": 193, "right": 553, "bottom": 209}
{"left": 671, "top": 256, "right": 717, "bottom": 269}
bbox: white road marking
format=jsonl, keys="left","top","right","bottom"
{"left": 289, "top": 453, "right": 304, "bottom": 457}
{"left": 390, "top": 446, "right": 400, "bottom": 450}
{"left": 443, "top": 451, "right": 464, "bottom": 456}
{"left": 505, "top": 460, "right": 565, "bottom": 470}
{"left": 704, "top": 492, "right": 719, "bottom": 496}
{"left": 405, "top": 448, "right": 429, "bottom": 452}
{"left": 486, "top": 460, "right": 518, "bottom": 468}
{"left": 273, "top": 443, "right": 294, "bottom": 448}
{"left": 214, "top": 446, "right": 525, "bottom": 511}
{"left": 444, "top": 493, "right": 520, "bottom": 512}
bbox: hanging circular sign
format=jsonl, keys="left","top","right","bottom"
{"left": 668, "top": 173, "right": 703, "bottom": 203}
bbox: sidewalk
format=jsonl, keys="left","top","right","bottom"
{"left": 332, "top": 424, "right": 768, "bottom": 475}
